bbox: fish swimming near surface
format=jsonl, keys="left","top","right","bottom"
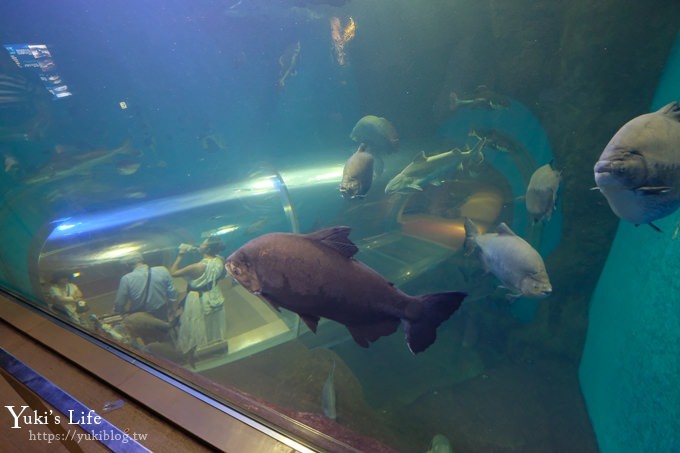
{"left": 449, "top": 85, "right": 510, "bottom": 113}
{"left": 594, "top": 101, "right": 680, "bottom": 231}
{"left": 350, "top": 115, "right": 399, "bottom": 155}
{"left": 525, "top": 162, "right": 561, "bottom": 224}
{"left": 4, "top": 153, "right": 19, "bottom": 174}
{"left": 116, "top": 159, "right": 141, "bottom": 176}
{"left": 426, "top": 434, "right": 453, "bottom": 453}
{"left": 463, "top": 218, "right": 552, "bottom": 300}
{"left": 321, "top": 359, "right": 337, "bottom": 420}
{"left": 199, "top": 133, "right": 228, "bottom": 151}
{"left": 278, "top": 40, "right": 301, "bottom": 89}
{"left": 384, "top": 138, "right": 486, "bottom": 195}
{"left": 339, "top": 143, "right": 374, "bottom": 199}
{"left": 226, "top": 227, "right": 466, "bottom": 353}
{"left": 23, "top": 139, "right": 140, "bottom": 186}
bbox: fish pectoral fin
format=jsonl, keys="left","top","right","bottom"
{"left": 300, "top": 314, "right": 320, "bottom": 333}
{"left": 409, "top": 184, "right": 423, "bottom": 191}
{"left": 648, "top": 222, "right": 663, "bottom": 233}
{"left": 346, "top": 319, "right": 400, "bottom": 348}
{"left": 636, "top": 186, "right": 673, "bottom": 195}
{"left": 501, "top": 289, "right": 521, "bottom": 302}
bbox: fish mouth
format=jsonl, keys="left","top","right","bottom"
{"left": 225, "top": 259, "right": 261, "bottom": 294}
{"left": 225, "top": 261, "right": 239, "bottom": 278}
{"left": 594, "top": 160, "right": 615, "bottom": 175}
{"left": 595, "top": 159, "right": 632, "bottom": 176}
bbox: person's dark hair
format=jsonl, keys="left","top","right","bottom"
{"left": 50, "top": 270, "right": 73, "bottom": 284}
{"left": 121, "top": 252, "right": 144, "bottom": 269}
{"left": 204, "top": 236, "right": 226, "bottom": 255}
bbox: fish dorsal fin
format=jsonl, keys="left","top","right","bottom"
{"left": 659, "top": 101, "right": 680, "bottom": 121}
{"left": 496, "top": 222, "right": 516, "bottom": 236}
{"left": 413, "top": 151, "right": 427, "bottom": 162}
{"left": 306, "top": 226, "right": 358, "bottom": 258}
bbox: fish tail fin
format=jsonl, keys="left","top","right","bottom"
{"left": 403, "top": 292, "right": 466, "bottom": 354}
{"left": 115, "top": 137, "right": 141, "bottom": 157}
{"left": 449, "top": 91, "right": 459, "bottom": 111}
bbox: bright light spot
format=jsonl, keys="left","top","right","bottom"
{"left": 280, "top": 165, "right": 343, "bottom": 188}
{"left": 97, "top": 245, "right": 140, "bottom": 261}
{"left": 311, "top": 169, "right": 343, "bottom": 182}
{"left": 248, "top": 177, "right": 276, "bottom": 191}
{"left": 56, "top": 223, "right": 78, "bottom": 231}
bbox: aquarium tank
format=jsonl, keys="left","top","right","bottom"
{"left": 0, "top": 0, "right": 678, "bottom": 451}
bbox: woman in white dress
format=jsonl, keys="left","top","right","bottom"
{"left": 170, "top": 236, "right": 227, "bottom": 356}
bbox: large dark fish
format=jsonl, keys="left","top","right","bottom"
{"left": 226, "top": 227, "right": 466, "bottom": 353}
{"left": 594, "top": 101, "right": 680, "bottom": 230}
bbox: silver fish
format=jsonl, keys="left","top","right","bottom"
{"left": 278, "top": 40, "right": 301, "bottom": 89}
{"left": 464, "top": 219, "right": 552, "bottom": 300}
{"left": 469, "top": 129, "right": 518, "bottom": 153}
{"left": 339, "top": 143, "right": 374, "bottom": 199}
{"left": 449, "top": 86, "right": 510, "bottom": 113}
{"left": 321, "top": 360, "right": 337, "bottom": 420}
{"left": 226, "top": 227, "right": 466, "bottom": 353}
{"left": 526, "top": 162, "right": 561, "bottom": 223}
{"left": 384, "top": 138, "right": 486, "bottom": 195}
{"left": 426, "top": 434, "right": 453, "bottom": 453}
{"left": 24, "top": 139, "right": 139, "bottom": 186}
{"left": 594, "top": 101, "right": 680, "bottom": 230}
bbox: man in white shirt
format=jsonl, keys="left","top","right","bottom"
{"left": 113, "top": 252, "right": 178, "bottom": 344}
